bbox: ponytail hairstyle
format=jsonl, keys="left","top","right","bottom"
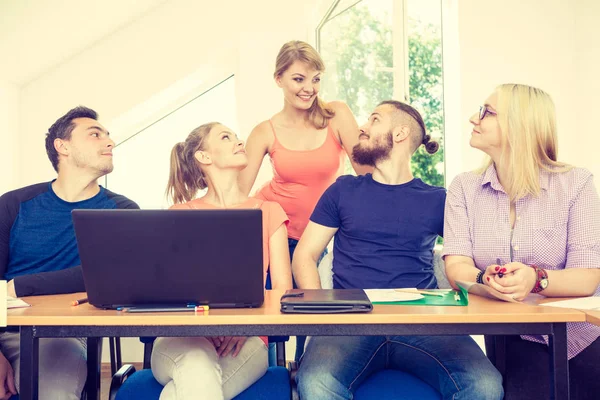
{"left": 378, "top": 100, "right": 439, "bottom": 154}
{"left": 274, "top": 40, "right": 335, "bottom": 129}
{"left": 166, "top": 122, "right": 219, "bottom": 204}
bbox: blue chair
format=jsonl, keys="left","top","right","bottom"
{"left": 354, "top": 370, "right": 441, "bottom": 400}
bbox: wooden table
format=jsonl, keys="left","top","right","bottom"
{"left": 9, "top": 291, "right": 586, "bottom": 400}
{"left": 585, "top": 309, "right": 600, "bottom": 326}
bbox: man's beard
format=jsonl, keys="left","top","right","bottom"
{"left": 351, "top": 131, "right": 393, "bottom": 166}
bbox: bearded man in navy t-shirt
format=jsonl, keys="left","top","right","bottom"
{"left": 0, "top": 106, "right": 138, "bottom": 399}
{"left": 293, "top": 100, "right": 503, "bottom": 400}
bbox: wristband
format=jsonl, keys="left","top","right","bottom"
{"left": 529, "top": 265, "right": 549, "bottom": 293}
{"left": 476, "top": 270, "right": 484, "bottom": 284}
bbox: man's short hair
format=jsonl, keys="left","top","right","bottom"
{"left": 378, "top": 100, "right": 438, "bottom": 154}
{"left": 45, "top": 106, "right": 98, "bottom": 172}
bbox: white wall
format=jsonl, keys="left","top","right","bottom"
{"left": 0, "top": 82, "right": 19, "bottom": 193}
{"left": 18, "top": 0, "right": 243, "bottom": 185}
{"left": 17, "top": 0, "right": 319, "bottom": 188}
{"left": 445, "top": 0, "right": 599, "bottom": 186}
{"left": 573, "top": 0, "right": 600, "bottom": 183}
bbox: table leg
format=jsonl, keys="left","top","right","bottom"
{"left": 19, "top": 326, "right": 39, "bottom": 400}
{"left": 549, "top": 323, "right": 569, "bottom": 400}
{"left": 109, "top": 337, "right": 117, "bottom": 375}
{"left": 85, "top": 337, "right": 102, "bottom": 400}
{"left": 115, "top": 337, "right": 122, "bottom": 370}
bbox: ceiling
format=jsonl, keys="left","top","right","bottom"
{"left": 0, "top": 0, "right": 168, "bottom": 86}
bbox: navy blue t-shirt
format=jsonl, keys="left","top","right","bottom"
{"left": 0, "top": 181, "right": 138, "bottom": 295}
{"left": 310, "top": 174, "right": 445, "bottom": 289}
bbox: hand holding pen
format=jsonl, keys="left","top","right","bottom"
{"left": 496, "top": 258, "right": 506, "bottom": 278}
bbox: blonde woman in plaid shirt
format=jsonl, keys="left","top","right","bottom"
{"left": 443, "top": 83, "right": 600, "bottom": 400}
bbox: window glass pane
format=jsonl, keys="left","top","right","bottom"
{"left": 105, "top": 77, "right": 237, "bottom": 209}
{"left": 407, "top": 0, "right": 444, "bottom": 187}
{"left": 320, "top": 0, "right": 394, "bottom": 124}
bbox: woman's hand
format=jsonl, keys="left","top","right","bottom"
{"left": 215, "top": 337, "right": 248, "bottom": 358}
{"left": 484, "top": 262, "right": 537, "bottom": 301}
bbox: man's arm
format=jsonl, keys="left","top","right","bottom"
{"left": 0, "top": 197, "right": 12, "bottom": 283}
{"left": 13, "top": 266, "right": 85, "bottom": 297}
{"left": 292, "top": 221, "right": 338, "bottom": 289}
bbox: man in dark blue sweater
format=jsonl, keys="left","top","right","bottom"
{"left": 292, "top": 101, "right": 503, "bottom": 400}
{"left": 0, "top": 106, "right": 138, "bottom": 399}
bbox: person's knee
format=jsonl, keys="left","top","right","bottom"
{"left": 297, "top": 361, "right": 347, "bottom": 399}
{"left": 37, "top": 338, "right": 87, "bottom": 400}
{"left": 151, "top": 337, "right": 219, "bottom": 385}
{"left": 474, "top": 371, "right": 504, "bottom": 400}
{"left": 461, "top": 364, "right": 504, "bottom": 400}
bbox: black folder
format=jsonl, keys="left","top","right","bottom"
{"left": 280, "top": 289, "right": 373, "bottom": 314}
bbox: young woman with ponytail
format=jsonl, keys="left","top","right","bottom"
{"left": 152, "top": 122, "right": 292, "bottom": 400}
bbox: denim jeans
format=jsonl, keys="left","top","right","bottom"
{"left": 288, "top": 238, "right": 328, "bottom": 362}
{"left": 297, "top": 335, "right": 503, "bottom": 400}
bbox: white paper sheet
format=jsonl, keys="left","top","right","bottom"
{"left": 7, "top": 296, "right": 31, "bottom": 309}
{"left": 364, "top": 289, "right": 424, "bottom": 302}
{"left": 540, "top": 297, "right": 600, "bottom": 310}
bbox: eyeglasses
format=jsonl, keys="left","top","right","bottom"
{"left": 479, "top": 105, "right": 497, "bottom": 120}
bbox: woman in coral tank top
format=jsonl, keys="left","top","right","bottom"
{"left": 240, "top": 40, "right": 371, "bottom": 260}
{"left": 239, "top": 40, "right": 371, "bottom": 361}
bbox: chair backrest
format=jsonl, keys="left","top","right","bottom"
{"left": 433, "top": 248, "right": 451, "bottom": 289}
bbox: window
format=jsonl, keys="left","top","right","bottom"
{"left": 105, "top": 76, "right": 237, "bottom": 209}
{"left": 317, "top": 0, "right": 444, "bottom": 186}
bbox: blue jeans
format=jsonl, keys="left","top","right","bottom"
{"left": 297, "top": 335, "right": 503, "bottom": 400}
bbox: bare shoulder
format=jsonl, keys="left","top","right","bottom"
{"left": 249, "top": 120, "right": 272, "bottom": 138}
{"left": 327, "top": 100, "right": 352, "bottom": 115}
{"left": 169, "top": 202, "right": 191, "bottom": 210}
{"left": 247, "top": 120, "right": 275, "bottom": 149}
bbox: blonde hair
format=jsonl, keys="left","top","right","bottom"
{"left": 166, "top": 122, "right": 219, "bottom": 204}
{"left": 479, "top": 83, "right": 571, "bottom": 200}
{"left": 274, "top": 40, "right": 335, "bottom": 129}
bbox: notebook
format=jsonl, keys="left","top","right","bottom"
{"left": 72, "top": 209, "right": 264, "bottom": 309}
{"left": 280, "top": 289, "right": 373, "bottom": 313}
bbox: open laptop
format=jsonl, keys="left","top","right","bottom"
{"left": 280, "top": 289, "right": 373, "bottom": 313}
{"left": 72, "top": 209, "right": 264, "bottom": 309}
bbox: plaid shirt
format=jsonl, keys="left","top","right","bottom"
{"left": 443, "top": 164, "right": 600, "bottom": 359}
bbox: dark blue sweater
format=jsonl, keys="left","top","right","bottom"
{"left": 0, "top": 181, "right": 138, "bottom": 296}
